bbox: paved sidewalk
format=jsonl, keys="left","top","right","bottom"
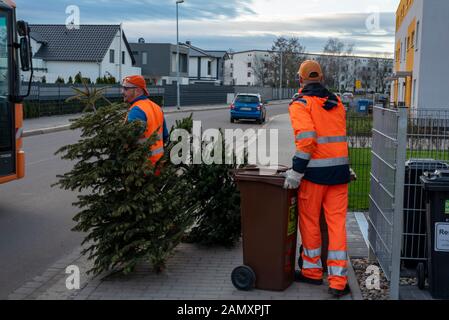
{"left": 10, "top": 112, "right": 368, "bottom": 301}
{"left": 8, "top": 212, "right": 365, "bottom": 301}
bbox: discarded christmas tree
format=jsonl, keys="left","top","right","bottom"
{"left": 173, "top": 123, "right": 245, "bottom": 248}
{"left": 55, "top": 104, "right": 198, "bottom": 275}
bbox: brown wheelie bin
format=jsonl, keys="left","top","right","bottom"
{"left": 232, "top": 166, "right": 298, "bottom": 291}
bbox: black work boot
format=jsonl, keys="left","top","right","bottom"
{"left": 294, "top": 270, "right": 323, "bottom": 286}
{"left": 328, "top": 284, "right": 351, "bottom": 297}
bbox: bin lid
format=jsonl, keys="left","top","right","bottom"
{"left": 406, "top": 159, "right": 449, "bottom": 170}
{"left": 233, "top": 166, "right": 288, "bottom": 187}
{"left": 420, "top": 170, "right": 449, "bottom": 191}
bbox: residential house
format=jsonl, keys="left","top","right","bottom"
{"left": 391, "top": 0, "right": 449, "bottom": 109}
{"left": 225, "top": 50, "right": 393, "bottom": 93}
{"left": 224, "top": 50, "right": 272, "bottom": 86}
{"left": 129, "top": 42, "right": 189, "bottom": 86}
{"left": 25, "top": 24, "right": 140, "bottom": 83}
{"left": 182, "top": 41, "right": 228, "bottom": 85}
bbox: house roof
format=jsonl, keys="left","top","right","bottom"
{"left": 29, "top": 24, "right": 135, "bottom": 64}
{"left": 181, "top": 42, "right": 213, "bottom": 58}
{"left": 205, "top": 50, "right": 229, "bottom": 59}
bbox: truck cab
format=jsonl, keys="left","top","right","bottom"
{"left": 0, "top": 0, "right": 32, "bottom": 184}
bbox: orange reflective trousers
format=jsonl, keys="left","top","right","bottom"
{"left": 298, "top": 179, "right": 348, "bottom": 290}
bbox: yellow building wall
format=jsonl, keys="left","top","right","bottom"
{"left": 396, "top": 0, "right": 415, "bottom": 31}
{"left": 394, "top": 0, "right": 417, "bottom": 106}
{"left": 405, "top": 18, "right": 416, "bottom": 107}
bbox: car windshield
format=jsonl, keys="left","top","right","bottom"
{"left": 235, "top": 96, "right": 260, "bottom": 104}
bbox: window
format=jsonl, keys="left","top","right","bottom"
{"left": 248, "top": 62, "right": 252, "bottom": 68}
{"left": 230, "top": 72, "right": 233, "bottom": 78}
{"left": 208, "top": 61, "right": 212, "bottom": 76}
{"left": 235, "top": 95, "right": 260, "bottom": 104}
{"left": 109, "top": 49, "right": 115, "bottom": 63}
{"left": 122, "top": 51, "right": 125, "bottom": 65}
{"left": 179, "top": 53, "right": 188, "bottom": 73}
{"left": 416, "top": 21, "right": 420, "bottom": 50}
{"left": 0, "top": 14, "right": 12, "bottom": 153}
{"left": 247, "top": 72, "right": 252, "bottom": 78}
{"left": 142, "top": 52, "right": 148, "bottom": 65}
{"left": 403, "top": 38, "right": 407, "bottom": 59}
{"left": 413, "top": 79, "right": 417, "bottom": 105}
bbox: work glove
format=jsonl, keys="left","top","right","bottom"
{"left": 350, "top": 168, "right": 357, "bottom": 182}
{"left": 282, "top": 169, "right": 304, "bottom": 190}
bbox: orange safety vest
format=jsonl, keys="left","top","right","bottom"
{"left": 128, "top": 98, "right": 165, "bottom": 165}
{"left": 289, "top": 84, "right": 350, "bottom": 185}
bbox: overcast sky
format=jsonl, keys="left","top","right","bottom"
{"left": 16, "top": 0, "right": 399, "bottom": 56}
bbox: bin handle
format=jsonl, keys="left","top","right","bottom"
{"left": 233, "top": 165, "right": 290, "bottom": 174}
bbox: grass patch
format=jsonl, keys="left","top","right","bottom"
{"left": 348, "top": 148, "right": 449, "bottom": 211}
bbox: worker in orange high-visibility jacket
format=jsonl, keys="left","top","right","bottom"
{"left": 282, "top": 60, "right": 351, "bottom": 297}
{"left": 122, "top": 75, "right": 168, "bottom": 166}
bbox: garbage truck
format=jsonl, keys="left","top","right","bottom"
{"left": 0, "top": 0, "right": 33, "bottom": 184}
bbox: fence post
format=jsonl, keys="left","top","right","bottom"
{"left": 390, "top": 106, "right": 407, "bottom": 300}
{"left": 58, "top": 83, "right": 62, "bottom": 115}
{"left": 37, "top": 82, "right": 41, "bottom": 118}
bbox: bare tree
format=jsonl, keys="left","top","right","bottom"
{"left": 319, "top": 38, "right": 355, "bottom": 91}
{"left": 251, "top": 54, "right": 270, "bottom": 87}
{"left": 368, "top": 57, "right": 393, "bottom": 93}
{"left": 267, "top": 37, "right": 306, "bottom": 88}
{"left": 356, "top": 64, "right": 371, "bottom": 95}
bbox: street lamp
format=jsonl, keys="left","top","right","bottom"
{"left": 279, "top": 50, "right": 283, "bottom": 99}
{"left": 176, "top": 0, "right": 184, "bottom": 110}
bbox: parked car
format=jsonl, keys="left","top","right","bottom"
{"left": 342, "top": 92, "right": 354, "bottom": 100}
{"left": 230, "top": 93, "right": 266, "bottom": 124}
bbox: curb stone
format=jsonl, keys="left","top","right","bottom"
{"left": 347, "top": 257, "right": 364, "bottom": 300}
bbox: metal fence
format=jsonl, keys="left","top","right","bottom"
{"left": 20, "top": 82, "right": 296, "bottom": 119}
{"left": 347, "top": 111, "right": 373, "bottom": 211}
{"left": 401, "top": 109, "right": 449, "bottom": 268}
{"left": 368, "top": 106, "right": 407, "bottom": 300}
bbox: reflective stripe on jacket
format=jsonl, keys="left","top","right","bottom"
{"left": 129, "top": 98, "right": 165, "bottom": 165}
{"left": 289, "top": 83, "right": 350, "bottom": 185}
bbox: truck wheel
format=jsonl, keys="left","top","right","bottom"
{"left": 231, "top": 265, "right": 256, "bottom": 291}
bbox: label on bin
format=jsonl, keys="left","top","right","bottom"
{"left": 435, "top": 223, "right": 449, "bottom": 252}
{"left": 445, "top": 200, "right": 449, "bottom": 214}
{"left": 287, "top": 198, "right": 297, "bottom": 237}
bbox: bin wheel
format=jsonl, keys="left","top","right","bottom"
{"left": 231, "top": 266, "right": 256, "bottom": 291}
{"left": 298, "top": 245, "right": 304, "bottom": 270}
{"left": 417, "top": 262, "right": 426, "bottom": 290}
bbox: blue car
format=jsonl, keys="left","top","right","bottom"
{"left": 230, "top": 93, "right": 267, "bottom": 124}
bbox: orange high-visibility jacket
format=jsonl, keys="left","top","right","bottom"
{"left": 289, "top": 83, "right": 350, "bottom": 185}
{"left": 129, "top": 98, "right": 165, "bottom": 165}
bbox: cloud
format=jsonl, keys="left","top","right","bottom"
{"left": 123, "top": 12, "right": 395, "bottom": 54}
{"left": 15, "top": 0, "right": 255, "bottom": 23}
{"left": 15, "top": 0, "right": 395, "bottom": 55}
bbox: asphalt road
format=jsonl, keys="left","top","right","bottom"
{"left": 0, "top": 102, "right": 290, "bottom": 299}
